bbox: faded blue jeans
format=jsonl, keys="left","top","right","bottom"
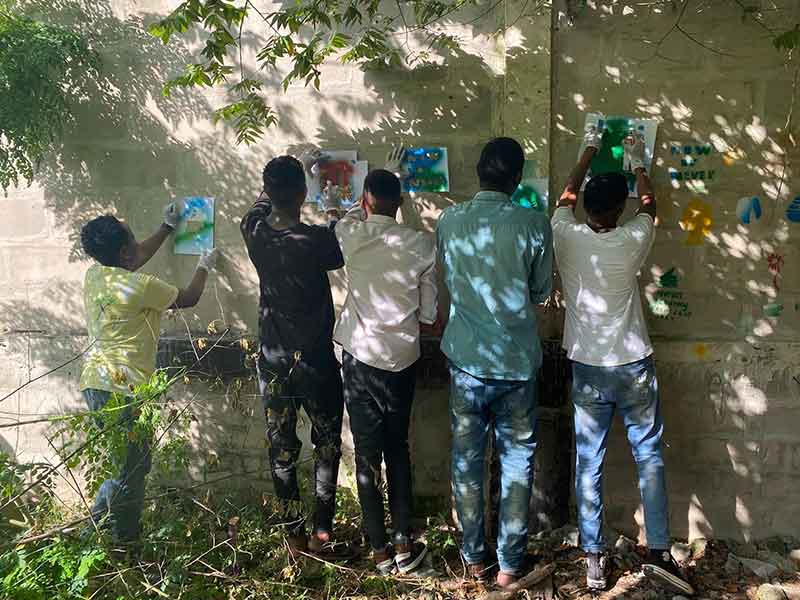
{"left": 449, "top": 364, "right": 537, "bottom": 575}
{"left": 83, "top": 389, "right": 151, "bottom": 542}
{"left": 572, "top": 355, "right": 669, "bottom": 553}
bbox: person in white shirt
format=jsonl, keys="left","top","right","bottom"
{"left": 551, "top": 127, "right": 693, "bottom": 595}
{"left": 332, "top": 147, "right": 437, "bottom": 575}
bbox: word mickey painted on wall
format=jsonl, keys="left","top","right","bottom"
{"left": 669, "top": 144, "right": 716, "bottom": 183}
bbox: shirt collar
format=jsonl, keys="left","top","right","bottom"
{"left": 473, "top": 190, "right": 511, "bottom": 203}
{"left": 366, "top": 214, "right": 398, "bottom": 224}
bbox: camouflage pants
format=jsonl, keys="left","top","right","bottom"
{"left": 257, "top": 355, "right": 344, "bottom": 535}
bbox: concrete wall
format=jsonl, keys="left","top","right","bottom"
{"left": 0, "top": 0, "right": 547, "bottom": 511}
{"left": 550, "top": 0, "right": 800, "bottom": 541}
{"left": 2, "top": 0, "right": 799, "bottom": 543}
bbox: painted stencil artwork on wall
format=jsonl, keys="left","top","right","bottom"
{"left": 679, "top": 199, "right": 713, "bottom": 246}
{"left": 736, "top": 196, "right": 762, "bottom": 225}
{"left": 512, "top": 161, "right": 548, "bottom": 211}
{"left": 580, "top": 113, "right": 658, "bottom": 197}
{"left": 401, "top": 147, "right": 450, "bottom": 193}
{"left": 306, "top": 150, "right": 368, "bottom": 209}
{"left": 786, "top": 196, "right": 800, "bottom": 223}
{"left": 175, "top": 197, "right": 214, "bottom": 255}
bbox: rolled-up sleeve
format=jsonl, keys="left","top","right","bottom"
{"left": 418, "top": 237, "right": 438, "bottom": 324}
{"left": 529, "top": 217, "right": 554, "bottom": 303}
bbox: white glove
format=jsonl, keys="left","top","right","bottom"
{"left": 582, "top": 124, "right": 603, "bottom": 152}
{"left": 623, "top": 131, "right": 647, "bottom": 171}
{"left": 163, "top": 201, "right": 181, "bottom": 229}
{"left": 298, "top": 148, "right": 329, "bottom": 177}
{"left": 197, "top": 248, "right": 219, "bottom": 272}
{"left": 385, "top": 145, "right": 408, "bottom": 178}
{"left": 320, "top": 180, "right": 342, "bottom": 213}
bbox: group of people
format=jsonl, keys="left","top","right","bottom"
{"left": 77, "top": 127, "right": 693, "bottom": 594}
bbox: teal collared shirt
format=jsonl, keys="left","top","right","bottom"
{"left": 436, "top": 190, "right": 553, "bottom": 381}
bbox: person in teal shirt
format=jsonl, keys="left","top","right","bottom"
{"left": 436, "top": 137, "right": 553, "bottom": 587}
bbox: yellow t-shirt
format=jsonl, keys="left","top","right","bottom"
{"left": 80, "top": 265, "right": 179, "bottom": 394}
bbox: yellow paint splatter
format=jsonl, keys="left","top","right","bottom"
{"left": 680, "top": 199, "right": 713, "bottom": 245}
{"left": 693, "top": 343, "right": 708, "bottom": 359}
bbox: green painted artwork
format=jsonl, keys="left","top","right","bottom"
{"left": 581, "top": 113, "right": 658, "bottom": 197}
{"left": 175, "top": 197, "right": 215, "bottom": 255}
{"left": 658, "top": 268, "right": 679, "bottom": 288}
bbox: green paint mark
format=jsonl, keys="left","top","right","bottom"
{"left": 512, "top": 184, "right": 541, "bottom": 210}
{"left": 174, "top": 221, "right": 214, "bottom": 244}
{"left": 763, "top": 303, "right": 784, "bottom": 317}
{"left": 407, "top": 168, "right": 448, "bottom": 192}
{"left": 658, "top": 268, "right": 679, "bottom": 289}
{"left": 590, "top": 117, "right": 635, "bottom": 188}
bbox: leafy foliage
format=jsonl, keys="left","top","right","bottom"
{"left": 0, "top": 4, "right": 98, "bottom": 191}
{"left": 774, "top": 24, "right": 800, "bottom": 52}
{"left": 54, "top": 369, "right": 193, "bottom": 498}
{"left": 149, "top": 0, "right": 476, "bottom": 143}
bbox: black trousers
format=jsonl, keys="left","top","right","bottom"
{"left": 342, "top": 351, "right": 417, "bottom": 550}
{"left": 258, "top": 354, "right": 344, "bottom": 536}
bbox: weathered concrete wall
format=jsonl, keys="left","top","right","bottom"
{"left": 0, "top": 0, "right": 547, "bottom": 512}
{"left": 2, "top": 0, "right": 799, "bottom": 545}
{"left": 550, "top": 0, "right": 800, "bottom": 541}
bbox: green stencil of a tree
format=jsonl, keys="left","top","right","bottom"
{"left": 0, "top": 2, "right": 98, "bottom": 192}
{"left": 591, "top": 118, "right": 637, "bottom": 188}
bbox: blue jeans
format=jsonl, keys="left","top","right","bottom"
{"left": 83, "top": 389, "right": 151, "bottom": 542}
{"left": 572, "top": 355, "right": 669, "bottom": 553}
{"left": 449, "top": 365, "right": 537, "bottom": 575}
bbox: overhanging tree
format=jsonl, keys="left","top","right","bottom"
{"left": 0, "top": 2, "right": 98, "bottom": 192}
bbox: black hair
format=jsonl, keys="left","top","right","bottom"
{"left": 364, "top": 169, "right": 401, "bottom": 208}
{"left": 476, "top": 137, "right": 525, "bottom": 189}
{"left": 584, "top": 173, "right": 629, "bottom": 217}
{"left": 263, "top": 156, "right": 306, "bottom": 209}
{"left": 80, "top": 215, "right": 132, "bottom": 266}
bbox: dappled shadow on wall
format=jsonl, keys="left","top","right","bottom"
{"left": 554, "top": 1, "right": 800, "bottom": 540}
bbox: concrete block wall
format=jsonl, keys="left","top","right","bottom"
{"left": 2, "top": 0, "right": 800, "bottom": 543}
{"left": 550, "top": 1, "right": 800, "bottom": 541}
{"left": 0, "top": 0, "right": 546, "bottom": 512}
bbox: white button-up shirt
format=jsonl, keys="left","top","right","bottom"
{"left": 334, "top": 203, "right": 437, "bottom": 372}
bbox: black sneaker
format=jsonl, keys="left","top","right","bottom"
{"left": 586, "top": 552, "right": 607, "bottom": 590}
{"left": 642, "top": 549, "right": 695, "bottom": 595}
{"left": 394, "top": 541, "right": 427, "bottom": 574}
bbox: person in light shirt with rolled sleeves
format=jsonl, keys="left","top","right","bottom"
{"left": 332, "top": 146, "right": 438, "bottom": 576}
{"left": 551, "top": 125, "right": 693, "bottom": 595}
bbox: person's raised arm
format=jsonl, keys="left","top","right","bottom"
{"left": 558, "top": 125, "right": 602, "bottom": 211}
{"left": 129, "top": 201, "right": 180, "bottom": 271}
{"left": 173, "top": 248, "right": 218, "bottom": 309}
{"left": 623, "top": 132, "right": 657, "bottom": 220}
{"left": 384, "top": 144, "right": 426, "bottom": 231}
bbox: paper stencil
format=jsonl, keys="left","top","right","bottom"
{"left": 401, "top": 147, "right": 450, "bottom": 193}
{"left": 512, "top": 161, "right": 548, "bottom": 211}
{"left": 306, "top": 150, "right": 366, "bottom": 208}
{"left": 581, "top": 113, "right": 658, "bottom": 197}
{"left": 174, "top": 197, "right": 214, "bottom": 256}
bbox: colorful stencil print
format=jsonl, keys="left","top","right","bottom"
{"left": 786, "top": 196, "right": 800, "bottom": 223}
{"left": 512, "top": 163, "right": 548, "bottom": 211}
{"left": 581, "top": 113, "right": 658, "bottom": 197}
{"left": 175, "top": 197, "right": 214, "bottom": 255}
{"left": 767, "top": 252, "right": 784, "bottom": 291}
{"left": 679, "top": 199, "right": 713, "bottom": 246}
{"left": 763, "top": 303, "right": 784, "bottom": 317}
{"left": 658, "top": 267, "right": 680, "bottom": 289}
{"left": 736, "top": 196, "right": 762, "bottom": 225}
{"left": 401, "top": 147, "right": 449, "bottom": 193}
{"left": 649, "top": 267, "right": 690, "bottom": 319}
{"left": 306, "top": 151, "right": 367, "bottom": 209}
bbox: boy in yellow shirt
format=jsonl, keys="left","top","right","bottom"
{"left": 79, "top": 205, "right": 218, "bottom": 542}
